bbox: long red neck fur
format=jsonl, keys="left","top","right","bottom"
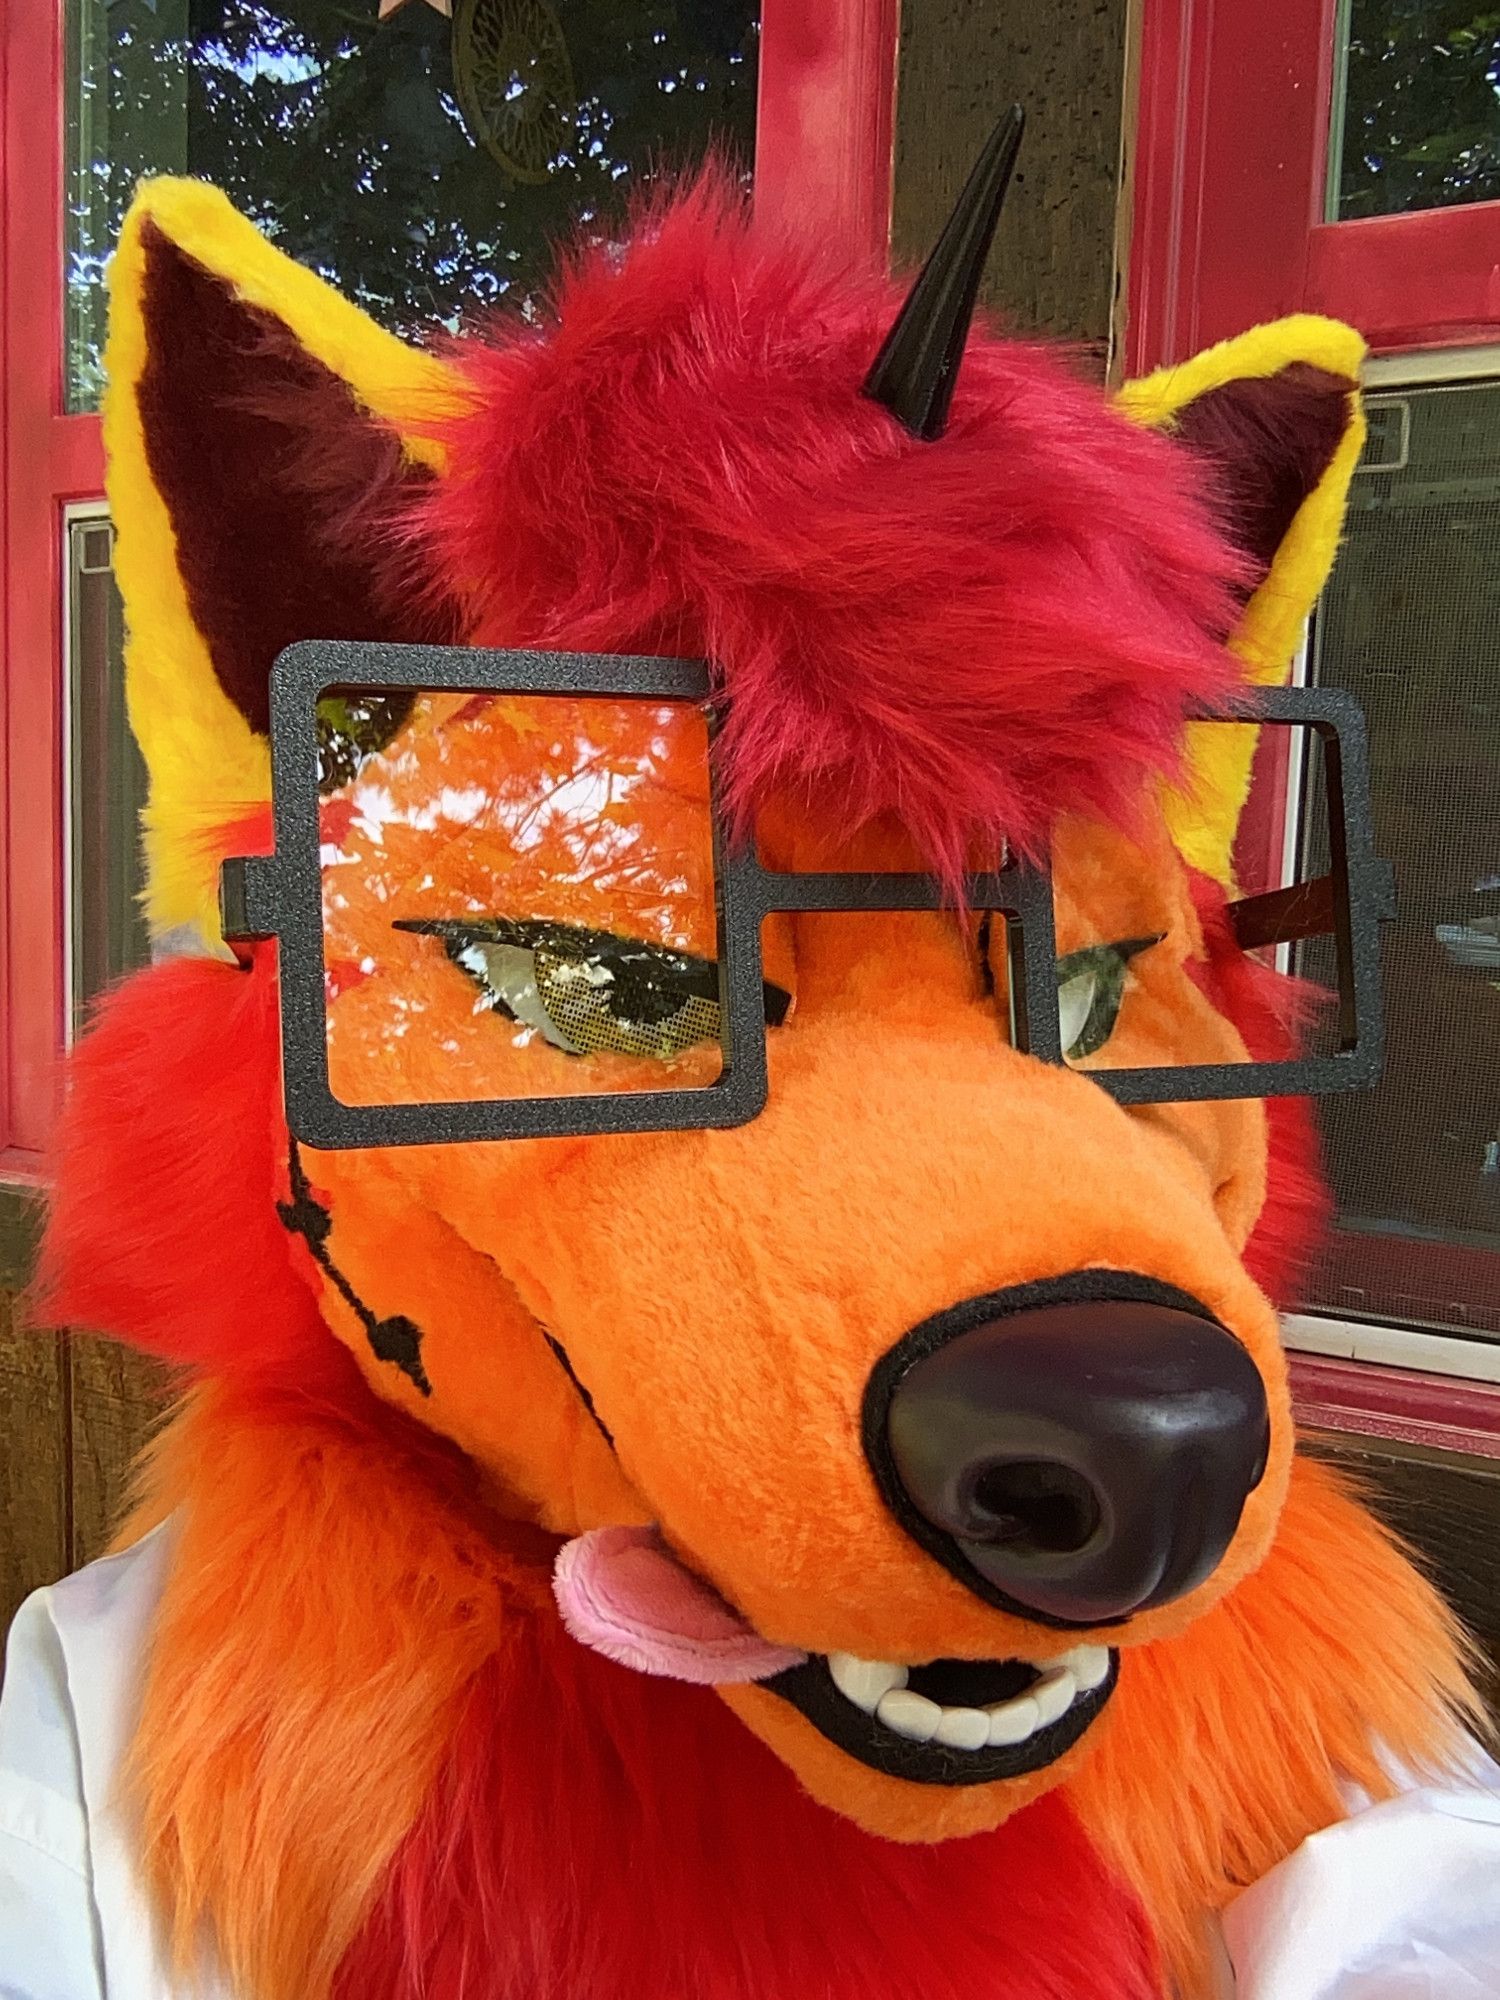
{"left": 333, "top": 1589, "right": 1164, "bottom": 2000}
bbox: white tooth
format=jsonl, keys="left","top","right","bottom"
{"left": 986, "top": 1693, "right": 1041, "bottom": 1745}
{"left": 932, "top": 1706, "right": 991, "bottom": 1751}
{"left": 1063, "top": 1645, "right": 1110, "bottom": 1693}
{"left": 1030, "top": 1667, "right": 1078, "bottom": 1728}
{"left": 876, "top": 1688, "right": 943, "bottom": 1743}
{"left": 828, "top": 1653, "right": 908, "bottom": 1714}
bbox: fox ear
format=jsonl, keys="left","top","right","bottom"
{"left": 106, "top": 178, "right": 461, "bottom": 949}
{"left": 1117, "top": 317, "right": 1366, "bottom": 883}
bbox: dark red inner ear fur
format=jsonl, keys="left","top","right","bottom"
{"left": 1171, "top": 364, "right": 1355, "bottom": 593}
{"left": 136, "top": 226, "right": 452, "bottom": 735}
{"left": 334, "top": 1601, "right": 1164, "bottom": 2000}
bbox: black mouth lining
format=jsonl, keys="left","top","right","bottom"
{"left": 861, "top": 1270, "right": 1226, "bottom": 1632}
{"left": 765, "top": 1650, "right": 1117, "bottom": 1785}
{"left": 905, "top": 1656, "right": 1039, "bottom": 1706}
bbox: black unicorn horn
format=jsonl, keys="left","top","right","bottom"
{"left": 864, "top": 105, "right": 1025, "bottom": 440}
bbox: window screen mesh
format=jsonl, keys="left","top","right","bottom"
{"left": 68, "top": 515, "right": 149, "bottom": 1023}
{"left": 1302, "top": 378, "right": 1500, "bottom": 1337}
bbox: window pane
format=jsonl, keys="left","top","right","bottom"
{"left": 65, "top": 0, "right": 759, "bottom": 411}
{"left": 1302, "top": 378, "right": 1500, "bottom": 1337}
{"left": 67, "top": 517, "right": 151, "bottom": 1020}
{"left": 1329, "top": 0, "right": 1500, "bottom": 220}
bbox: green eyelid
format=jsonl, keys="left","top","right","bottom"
{"left": 1055, "top": 933, "right": 1166, "bottom": 1062}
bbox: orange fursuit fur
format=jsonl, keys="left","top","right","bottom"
{"left": 122, "top": 1381, "right": 1166, "bottom": 2000}
{"left": 119, "top": 1379, "right": 1477, "bottom": 2000}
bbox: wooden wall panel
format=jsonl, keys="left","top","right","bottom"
{"left": 69, "top": 1338, "right": 165, "bottom": 1567}
{"left": 891, "top": 0, "right": 1133, "bottom": 364}
{"left": 0, "top": 1294, "right": 68, "bottom": 1654}
{"left": 1, "top": 1189, "right": 165, "bottom": 1649}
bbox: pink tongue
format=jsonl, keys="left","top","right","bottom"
{"left": 552, "top": 1525, "right": 807, "bottom": 1686}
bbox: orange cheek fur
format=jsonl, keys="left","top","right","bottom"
{"left": 311, "top": 1003, "right": 1291, "bottom": 1841}
{"left": 295, "top": 1144, "right": 643, "bottom": 1534}
{"left": 299, "top": 810, "right": 1296, "bottom": 1848}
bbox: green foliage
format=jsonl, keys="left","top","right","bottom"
{"left": 67, "top": 0, "right": 757, "bottom": 405}
{"left": 1337, "top": 0, "right": 1500, "bottom": 217}
{"left": 315, "top": 690, "right": 415, "bottom": 792}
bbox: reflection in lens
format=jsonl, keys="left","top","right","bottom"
{"left": 318, "top": 691, "right": 724, "bottom": 1108}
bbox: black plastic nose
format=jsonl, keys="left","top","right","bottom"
{"left": 866, "top": 1274, "right": 1270, "bottom": 1627}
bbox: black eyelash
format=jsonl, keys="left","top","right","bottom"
{"left": 1105, "top": 933, "right": 1167, "bottom": 966}
{"left": 976, "top": 920, "right": 1166, "bottom": 985}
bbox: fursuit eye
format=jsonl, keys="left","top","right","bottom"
{"left": 1054, "top": 936, "right": 1165, "bottom": 1063}
{"left": 394, "top": 918, "right": 789, "bottom": 1062}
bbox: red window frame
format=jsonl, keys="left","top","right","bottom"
{"left": 1130, "top": 0, "right": 1500, "bottom": 371}
{"left": 1131, "top": 0, "right": 1500, "bottom": 1442}
{"left": 0, "top": 0, "right": 898, "bottom": 1181}
{"left": 1, "top": 4, "right": 104, "bottom": 1182}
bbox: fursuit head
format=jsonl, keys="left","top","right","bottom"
{"left": 40, "top": 114, "right": 1478, "bottom": 2000}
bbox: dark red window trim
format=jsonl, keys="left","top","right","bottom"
{"left": 757, "top": 0, "right": 899, "bottom": 267}
{"left": 1130, "top": 0, "right": 1500, "bottom": 373}
{"left": 0, "top": 0, "right": 897, "bottom": 1178}
{"left": 1290, "top": 1353, "right": 1500, "bottom": 1459}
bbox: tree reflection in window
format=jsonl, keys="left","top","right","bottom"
{"left": 65, "top": 0, "right": 758, "bottom": 409}
{"left": 1332, "top": 0, "right": 1500, "bottom": 220}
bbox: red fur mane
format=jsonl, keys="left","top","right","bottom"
{"left": 423, "top": 177, "right": 1245, "bottom": 878}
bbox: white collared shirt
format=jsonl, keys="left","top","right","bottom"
{"left": 2, "top": 1532, "right": 1498, "bottom": 2000}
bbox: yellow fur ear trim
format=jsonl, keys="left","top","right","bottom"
{"left": 1118, "top": 316, "right": 1367, "bottom": 885}
{"left": 104, "top": 178, "right": 459, "bottom": 946}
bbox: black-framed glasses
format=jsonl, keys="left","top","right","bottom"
{"left": 221, "top": 642, "right": 1394, "bottom": 1150}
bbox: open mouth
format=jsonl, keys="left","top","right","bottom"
{"left": 552, "top": 1523, "right": 1116, "bottom": 1785}
{"left": 763, "top": 1644, "right": 1117, "bottom": 1784}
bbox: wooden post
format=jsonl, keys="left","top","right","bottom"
{"left": 891, "top": 0, "right": 1135, "bottom": 368}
